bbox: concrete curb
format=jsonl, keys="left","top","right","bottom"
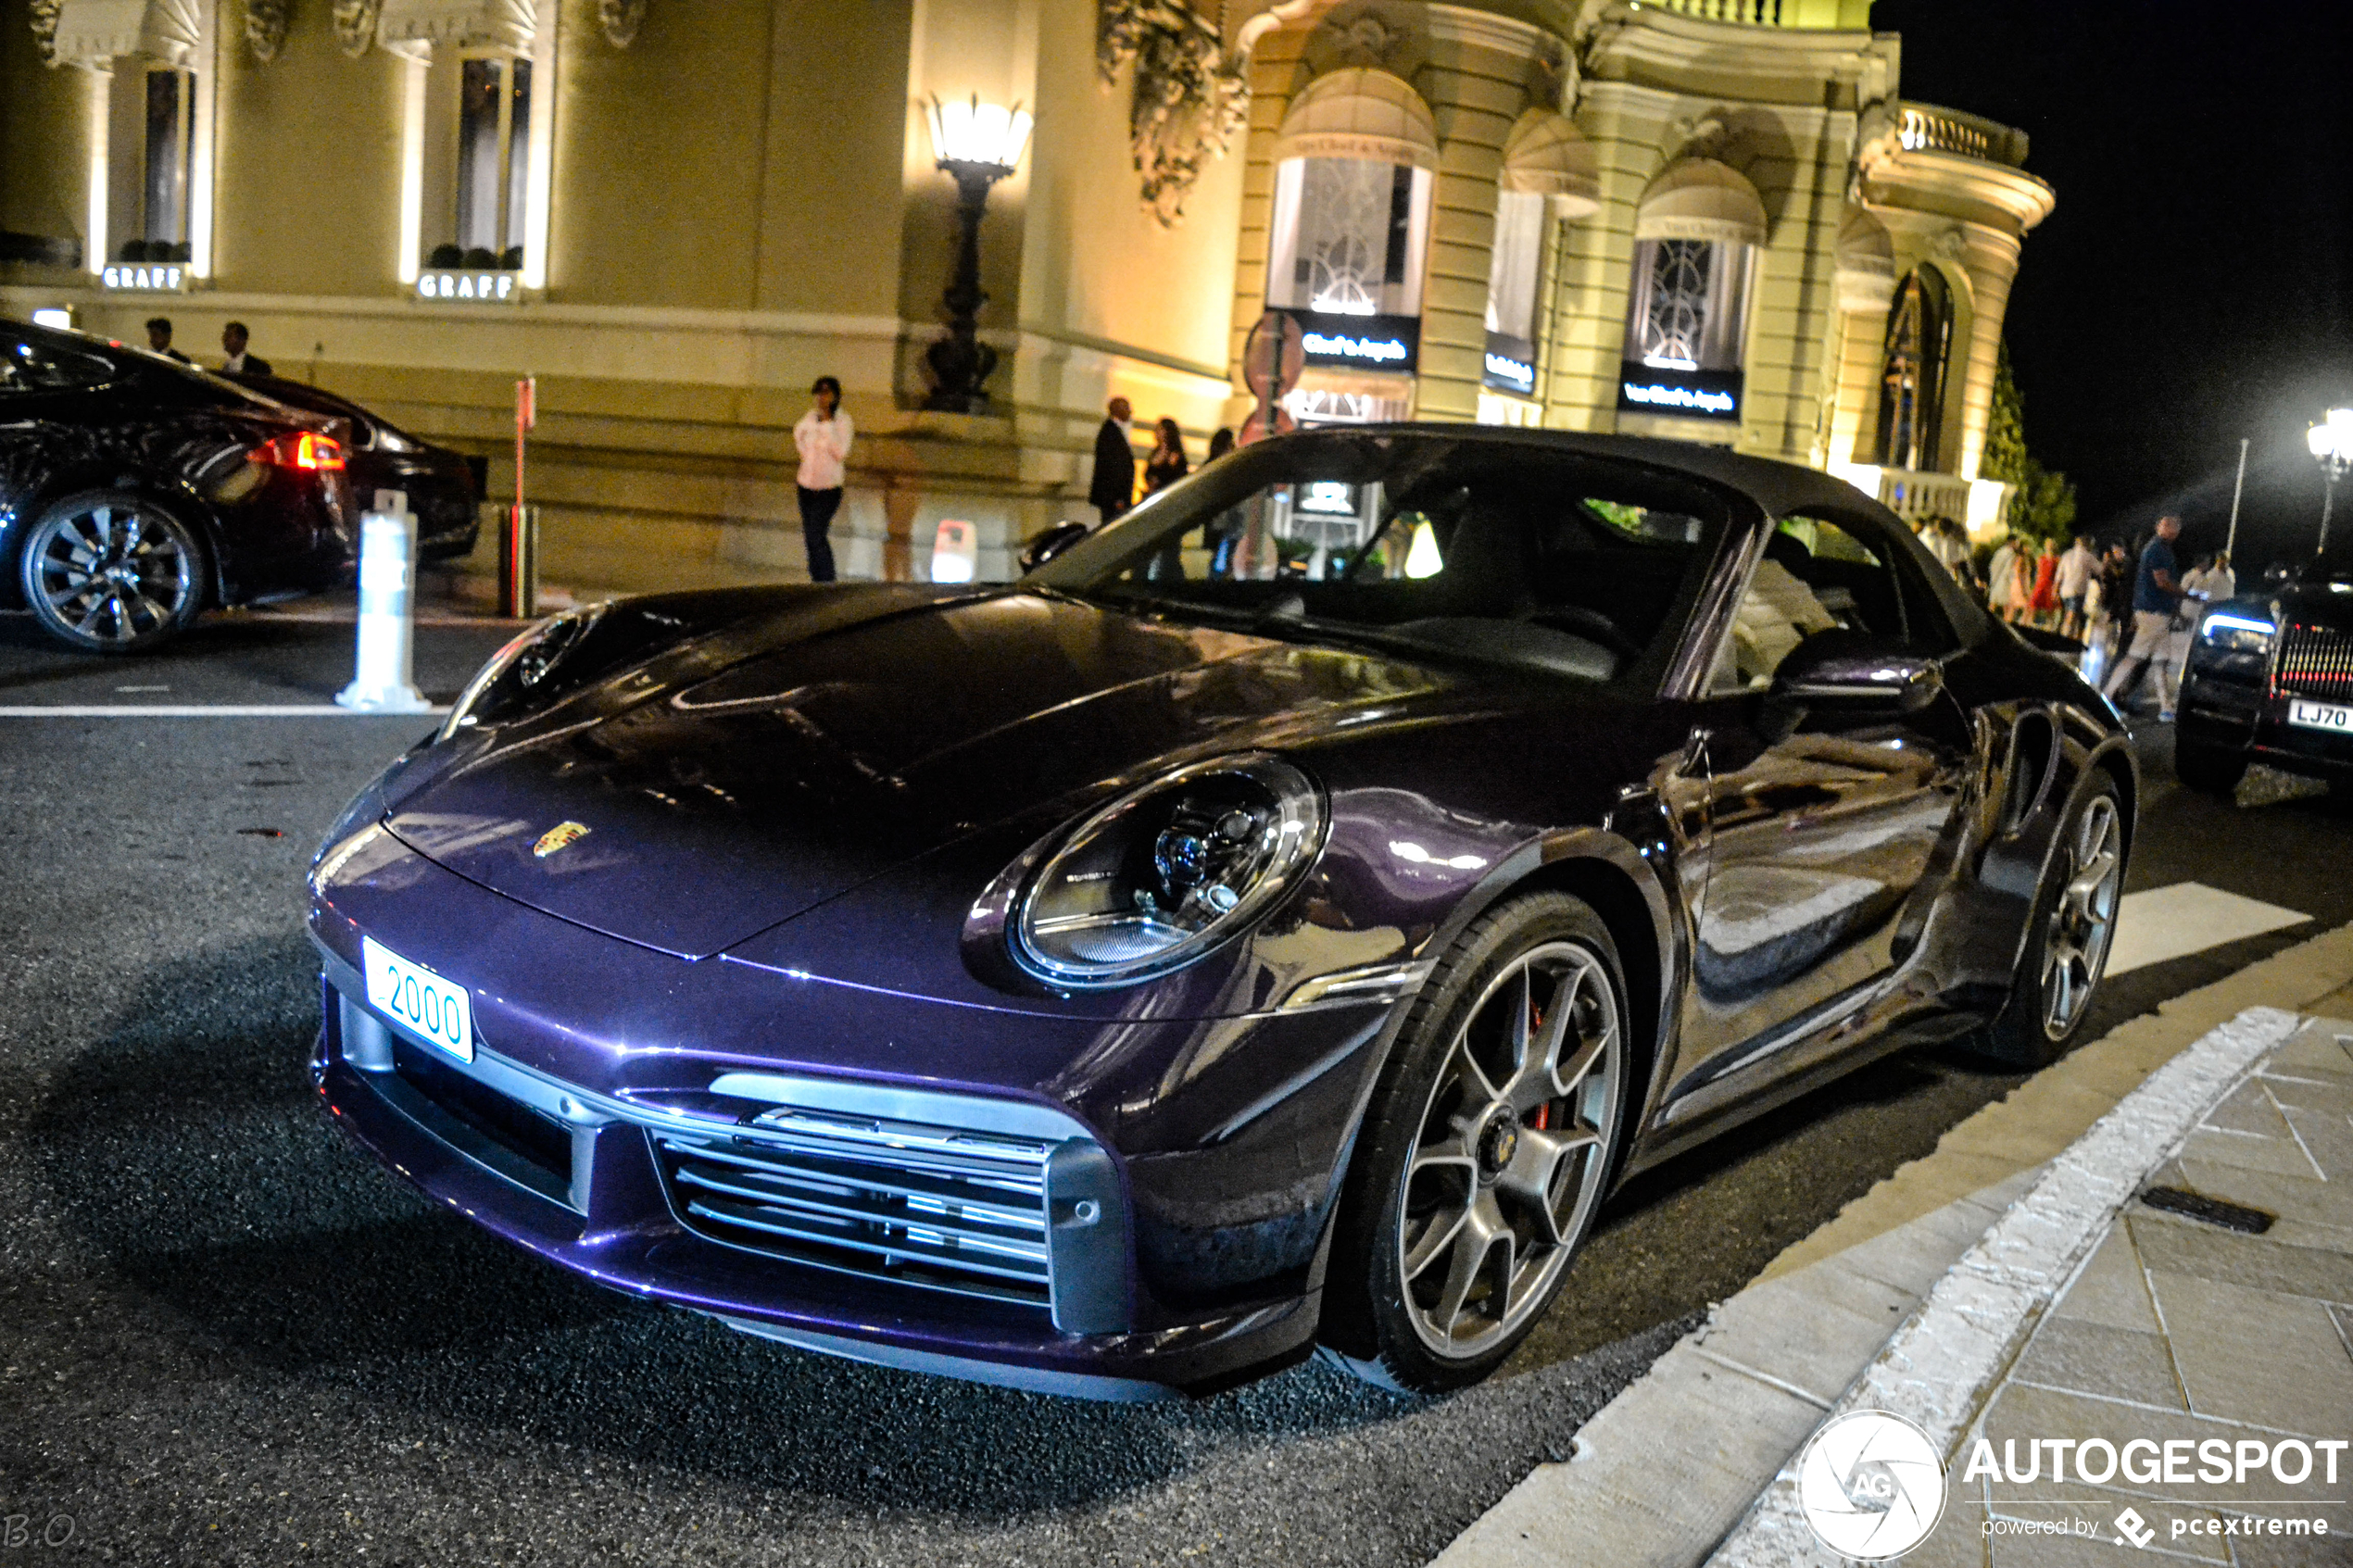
{"left": 1428, "top": 922, "right": 2353, "bottom": 1568}
{"left": 1704, "top": 1006, "right": 2303, "bottom": 1566}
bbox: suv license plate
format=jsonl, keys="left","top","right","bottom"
{"left": 2288, "top": 698, "right": 2353, "bottom": 735}
{"left": 362, "top": 936, "right": 474, "bottom": 1061}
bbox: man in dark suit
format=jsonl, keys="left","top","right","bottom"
{"left": 1088, "top": 396, "right": 1136, "bottom": 525}
{"left": 144, "top": 317, "right": 190, "bottom": 363}
{"left": 220, "top": 320, "right": 273, "bottom": 377}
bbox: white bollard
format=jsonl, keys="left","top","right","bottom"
{"left": 335, "top": 488, "right": 433, "bottom": 714}
{"left": 930, "top": 518, "right": 978, "bottom": 584}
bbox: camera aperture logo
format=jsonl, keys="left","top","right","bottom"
{"left": 1797, "top": 1410, "right": 1947, "bottom": 1559}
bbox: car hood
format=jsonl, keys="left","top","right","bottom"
{"left": 384, "top": 590, "right": 1478, "bottom": 959}
{"left": 2269, "top": 581, "right": 2353, "bottom": 629}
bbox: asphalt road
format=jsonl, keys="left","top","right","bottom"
{"left": 2, "top": 604, "right": 2348, "bottom": 1567}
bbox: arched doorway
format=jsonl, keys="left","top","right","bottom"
{"left": 1874, "top": 267, "right": 1952, "bottom": 470}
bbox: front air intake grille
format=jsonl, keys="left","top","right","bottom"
{"left": 651, "top": 1109, "right": 1055, "bottom": 1310}
{"left": 2275, "top": 622, "right": 2353, "bottom": 700}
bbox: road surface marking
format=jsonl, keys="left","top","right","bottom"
{"left": 2108, "top": 882, "right": 2309, "bottom": 976}
{"left": 0, "top": 704, "right": 448, "bottom": 718}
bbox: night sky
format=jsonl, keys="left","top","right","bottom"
{"left": 1876, "top": 0, "right": 2353, "bottom": 567}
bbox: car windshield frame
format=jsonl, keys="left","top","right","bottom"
{"left": 1026, "top": 427, "right": 1753, "bottom": 692}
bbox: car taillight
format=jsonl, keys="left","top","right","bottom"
{"left": 258, "top": 430, "right": 346, "bottom": 471}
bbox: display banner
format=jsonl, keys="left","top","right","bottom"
{"left": 1617, "top": 360, "right": 1743, "bottom": 422}
{"left": 1293, "top": 311, "right": 1420, "bottom": 374}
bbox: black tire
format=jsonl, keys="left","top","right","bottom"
{"left": 2173, "top": 732, "right": 2246, "bottom": 798}
{"left": 1973, "top": 776, "right": 2125, "bottom": 1068}
{"left": 17, "top": 489, "right": 206, "bottom": 654}
{"left": 1319, "top": 893, "right": 1632, "bottom": 1394}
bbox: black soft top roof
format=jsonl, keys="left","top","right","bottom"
{"left": 1255, "top": 421, "right": 1995, "bottom": 646}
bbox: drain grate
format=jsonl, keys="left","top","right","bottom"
{"left": 2137, "top": 1185, "right": 2274, "bottom": 1234}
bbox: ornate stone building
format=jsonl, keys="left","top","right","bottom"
{"left": 0, "top": 0, "right": 2050, "bottom": 591}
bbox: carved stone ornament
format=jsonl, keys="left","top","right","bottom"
{"left": 1098, "top": 0, "right": 1252, "bottom": 227}
{"left": 597, "top": 0, "right": 643, "bottom": 46}
{"left": 1334, "top": 14, "right": 1394, "bottom": 67}
{"left": 333, "top": 0, "right": 379, "bottom": 56}
{"left": 245, "top": 0, "right": 289, "bottom": 61}
{"left": 29, "top": 0, "right": 61, "bottom": 64}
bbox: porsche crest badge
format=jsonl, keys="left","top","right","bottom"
{"left": 533, "top": 821, "right": 592, "bottom": 859}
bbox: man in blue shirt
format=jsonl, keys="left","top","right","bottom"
{"left": 2102, "top": 515, "right": 2184, "bottom": 716}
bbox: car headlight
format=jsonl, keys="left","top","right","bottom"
{"left": 1004, "top": 754, "right": 1326, "bottom": 989}
{"left": 439, "top": 605, "right": 605, "bottom": 738}
{"left": 2198, "top": 610, "right": 2275, "bottom": 656}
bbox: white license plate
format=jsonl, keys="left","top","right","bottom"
{"left": 2288, "top": 698, "right": 2353, "bottom": 734}
{"left": 362, "top": 935, "right": 474, "bottom": 1061}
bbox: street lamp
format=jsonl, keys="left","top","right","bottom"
{"left": 921, "top": 94, "right": 1033, "bottom": 413}
{"left": 2306, "top": 406, "right": 2353, "bottom": 554}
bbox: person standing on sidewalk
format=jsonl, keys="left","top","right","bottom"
{"left": 144, "top": 317, "right": 189, "bottom": 363}
{"left": 792, "top": 375, "right": 853, "bottom": 584}
{"left": 2056, "top": 533, "right": 2095, "bottom": 638}
{"left": 2103, "top": 514, "right": 2186, "bottom": 717}
{"left": 1089, "top": 397, "right": 1137, "bottom": 526}
{"left": 219, "top": 321, "right": 272, "bottom": 376}
{"left": 2027, "top": 536, "right": 2061, "bottom": 628}
{"left": 1987, "top": 533, "right": 2022, "bottom": 622}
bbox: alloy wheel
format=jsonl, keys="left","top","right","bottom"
{"left": 2041, "top": 796, "right": 2122, "bottom": 1038}
{"left": 27, "top": 500, "right": 196, "bottom": 648}
{"left": 1396, "top": 940, "right": 1622, "bottom": 1358}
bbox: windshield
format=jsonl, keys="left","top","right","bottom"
{"left": 1027, "top": 430, "right": 1736, "bottom": 684}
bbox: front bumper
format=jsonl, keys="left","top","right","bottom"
{"left": 307, "top": 831, "right": 1388, "bottom": 1398}
{"left": 2179, "top": 676, "right": 2353, "bottom": 781}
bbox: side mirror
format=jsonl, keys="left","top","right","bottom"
{"left": 1020, "top": 521, "right": 1090, "bottom": 574}
{"left": 1770, "top": 633, "right": 1944, "bottom": 713}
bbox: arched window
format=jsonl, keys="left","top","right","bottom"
{"left": 1616, "top": 159, "right": 1765, "bottom": 424}
{"left": 1874, "top": 268, "right": 1952, "bottom": 471}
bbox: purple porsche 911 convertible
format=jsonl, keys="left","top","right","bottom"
{"left": 308, "top": 427, "right": 2133, "bottom": 1399}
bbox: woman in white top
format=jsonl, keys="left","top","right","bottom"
{"left": 793, "top": 376, "right": 854, "bottom": 583}
{"left": 2182, "top": 552, "right": 2236, "bottom": 605}
{"left": 1986, "top": 535, "right": 2020, "bottom": 622}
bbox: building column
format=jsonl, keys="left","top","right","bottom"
{"left": 1540, "top": 83, "right": 1655, "bottom": 431}
{"left": 1412, "top": 57, "right": 1516, "bottom": 421}
{"left": 1950, "top": 226, "right": 2022, "bottom": 483}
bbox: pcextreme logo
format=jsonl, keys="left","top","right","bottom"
{"left": 1796, "top": 1411, "right": 1947, "bottom": 1559}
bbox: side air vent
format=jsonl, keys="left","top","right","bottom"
{"left": 2000, "top": 709, "right": 2057, "bottom": 837}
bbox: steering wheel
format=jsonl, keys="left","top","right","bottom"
{"left": 1519, "top": 602, "right": 1639, "bottom": 659}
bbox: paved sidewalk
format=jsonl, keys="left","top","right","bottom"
{"left": 1941, "top": 1015, "right": 2353, "bottom": 1565}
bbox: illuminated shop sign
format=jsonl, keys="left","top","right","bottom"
{"left": 416, "top": 270, "right": 519, "bottom": 303}
{"left": 1482, "top": 332, "right": 1536, "bottom": 396}
{"left": 1617, "top": 360, "right": 1743, "bottom": 422}
{"left": 1298, "top": 482, "right": 1361, "bottom": 516}
{"left": 99, "top": 264, "right": 187, "bottom": 292}
{"left": 1293, "top": 310, "right": 1419, "bottom": 374}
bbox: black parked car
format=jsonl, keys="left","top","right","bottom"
{"left": 223, "top": 371, "right": 481, "bottom": 562}
{"left": 2, "top": 318, "right": 352, "bottom": 652}
{"left": 2177, "top": 557, "right": 2353, "bottom": 795}
{"left": 308, "top": 426, "right": 2136, "bottom": 1398}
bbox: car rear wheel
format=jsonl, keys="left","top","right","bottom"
{"left": 1974, "top": 778, "right": 2124, "bottom": 1067}
{"left": 2173, "top": 731, "right": 2247, "bottom": 798}
{"left": 1319, "top": 894, "right": 1630, "bottom": 1394}
{"left": 18, "top": 490, "right": 205, "bottom": 654}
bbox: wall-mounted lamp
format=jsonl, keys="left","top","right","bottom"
{"left": 920, "top": 94, "right": 1033, "bottom": 413}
